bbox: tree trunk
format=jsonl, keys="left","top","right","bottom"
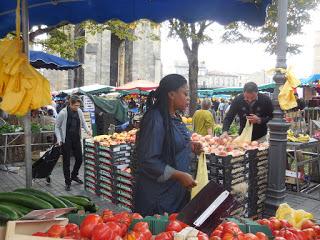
{"left": 73, "top": 24, "right": 85, "bottom": 87}
{"left": 188, "top": 54, "right": 199, "bottom": 116}
{"left": 110, "top": 34, "right": 122, "bottom": 86}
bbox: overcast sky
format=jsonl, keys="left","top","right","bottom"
{"left": 161, "top": 7, "right": 320, "bottom": 79}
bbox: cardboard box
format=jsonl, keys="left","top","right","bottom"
{"left": 2, "top": 218, "right": 68, "bottom": 240}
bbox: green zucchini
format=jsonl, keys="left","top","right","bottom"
{"left": 14, "top": 188, "right": 67, "bottom": 209}
{"left": 59, "top": 196, "right": 92, "bottom": 208}
{"left": 86, "top": 204, "right": 99, "bottom": 213}
{"left": 0, "top": 192, "right": 53, "bottom": 210}
{"left": 0, "top": 202, "right": 32, "bottom": 215}
{"left": 58, "top": 197, "right": 83, "bottom": 212}
{"left": 0, "top": 205, "right": 19, "bottom": 220}
{"left": 75, "top": 195, "right": 92, "bottom": 201}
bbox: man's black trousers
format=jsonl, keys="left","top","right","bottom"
{"left": 62, "top": 136, "right": 82, "bottom": 185}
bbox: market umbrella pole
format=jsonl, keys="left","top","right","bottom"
{"left": 265, "top": 0, "right": 291, "bottom": 216}
{"left": 22, "top": 0, "right": 32, "bottom": 188}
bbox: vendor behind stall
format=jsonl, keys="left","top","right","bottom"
{"left": 134, "top": 74, "right": 202, "bottom": 216}
{"left": 222, "top": 82, "right": 273, "bottom": 141}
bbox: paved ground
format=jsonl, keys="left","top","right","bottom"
{"left": 0, "top": 159, "right": 121, "bottom": 213}
{"left": 285, "top": 191, "right": 320, "bottom": 222}
{"left": 1, "top": 160, "right": 320, "bottom": 220}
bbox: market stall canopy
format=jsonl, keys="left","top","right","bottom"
{"left": 0, "top": 0, "right": 271, "bottom": 37}
{"left": 30, "top": 50, "right": 81, "bottom": 70}
{"left": 86, "top": 94, "right": 128, "bottom": 123}
{"left": 116, "top": 80, "right": 158, "bottom": 91}
{"left": 199, "top": 83, "right": 276, "bottom": 95}
{"left": 300, "top": 74, "right": 320, "bottom": 86}
{"left": 62, "top": 84, "right": 115, "bottom": 95}
{"left": 119, "top": 89, "right": 151, "bottom": 96}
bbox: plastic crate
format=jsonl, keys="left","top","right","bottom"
{"left": 209, "top": 163, "right": 249, "bottom": 177}
{"left": 99, "top": 163, "right": 112, "bottom": 172}
{"left": 85, "top": 147, "right": 96, "bottom": 154}
{"left": 99, "top": 144, "right": 132, "bottom": 153}
{"left": 130, "top": 216, "right": 169, "bottom": 235}
{"left": 115, "top": 189, "right": 133, "bottom": 200}
{"left": 85, "top": 164, "right": 96, "bottom": 172}
{"left": 209, "top": 176, "right": 249, "bottom": 191}
{"left": 98, "top": 157, "right": 112, "bottom": 165}
{"left": 101, "top": 194, "right": 114, "bottom": 203}
{"left": 227, "top": 218, "right": 272, "bottom": 238}
{"left": 115, "top": 169, "right": 133, "bottom": 179}
{"left": 230, "top": 206, "right": 249, "bottom": 218}
{"left": 99, "top": 182, "right": 113, "bottom": 192}
{"left": 256, "top": 149, "right": 268, "bottom": 158}
{"left": 115, "top": 182, "right": 133, "bottom": 193}
{"left": 117, "top": 203, "right": 133, "bottom": 212}
{"left": 116, "top": 196, "right": 133, "bottom": 207}
{"left": 84, "top": 140, "right": 95, "bottom": 148}
{"left": 85, "top": 175, "right": 96, "bottom": 184}
{"left": 207, "top": 154, "right": 247, "bottom": 166}
{"left": 85, "top": 180, "right": 96, "bottom": 189}
{"left": 100, "top": 177, "right": 114, "bottom": 187}
{"left": 98, "top": 151, "right": 112, "bottom": 159}
{"left": 84, "top": 153, "right": 96, "bottom": 160}
{"left": 85, "top": 170, "right": 96, "bottom": 178}
{"left": 84, "top": 159, "right": 96, "bottom": 166}
{"left": 85, "top": 186, "right": 97, "bottom": 195}
{"left": 100, "top": 188, "right": 113, "bottom": 198}
{"left": 99, "top": 169, "right": 113, "bottom": 179}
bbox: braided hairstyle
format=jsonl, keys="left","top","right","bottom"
{"left": 137, "top": 74, "right": 188, "bottom": 168}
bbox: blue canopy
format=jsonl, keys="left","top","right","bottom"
{"left": 0, "top": 0, "right": 271, "bottom": 37}
{"left": 300, "top": 74, "right": 320, "bottom": 86}
{"left": 30, "top": 50, "right": 81, "bottom": 70}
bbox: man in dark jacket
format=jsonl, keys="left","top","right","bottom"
{"left": 222, "top": 82, "right": 273, "bottom": 141}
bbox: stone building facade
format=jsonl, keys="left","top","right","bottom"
{"left": 43, "top": 22, "right": 161, "bottom": 91}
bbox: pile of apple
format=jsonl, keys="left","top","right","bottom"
{"left": 93, "top": 129, "right": 137, "bottom": 146}
{"left": 191, "top": 133, "right": 269, "bottom": 156}
{"left": 257, "top": 217, "right": 320, "bottom": 240}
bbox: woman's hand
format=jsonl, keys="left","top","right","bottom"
{"left": 172, "top": 171, "right": 197, "bottom": 189}
{"left": 191, "top": 141, "right": 203, "bottom": 155}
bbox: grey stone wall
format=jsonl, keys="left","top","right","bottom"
{"left": 42, "top": 22, "right": 161, "bottom": 91}
{"left": 131, "top": 22, "right": 161, "bottom": 82}
{"left": 84, "top": 31, "right": 111, "bottom": 86}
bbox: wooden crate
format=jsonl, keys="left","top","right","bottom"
{"left": 3, "top": 218, "right": 68, "bottom": 240}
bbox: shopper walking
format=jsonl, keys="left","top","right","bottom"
{"left": 192, "top": 99, "right": 215, "bottom": 136}
{"left": 55, "top": 95, "right": 92, "bottom": 191}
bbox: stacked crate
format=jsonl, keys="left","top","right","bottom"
{"left": 97, "top": 146, "right": 115, "bottom": 203}
{"left": 98, "top": 143, "right": 134, "bottom": 210}
{"left": 207, "top": 154, "right": 250, "bottom": 190}
{"left": 247, "top": 149, "right": 269, "bottom": 218}
{"left": 84, "top": 140, "right": 99, "bottom": 195}
{"left": 206, "top": 154, "right": 250, "bottom": 217}
{"left": 114, "top": 167, "right": 135, "bottom": 212}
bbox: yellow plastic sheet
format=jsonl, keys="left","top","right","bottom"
{"left": 233, "top": 119, "right": 253, "bottom": 145}
{"left": 276, "top": 203, "right": 314, "bottom": 229}
{"left": 270, "top": 68, "right": 301, "bottom": 111}
{"left": 191, "top": 153, "right": 209, "bottom": 199}
{"left": 0, "top": 0, "right": 51, "bottom": 115}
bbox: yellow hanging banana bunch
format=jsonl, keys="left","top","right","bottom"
{"left": 0, "top": 0, "right": 51, "bottom": 116}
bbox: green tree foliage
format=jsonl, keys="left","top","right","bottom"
{"left": 168, "top": 0, "right": 319, "bottom": 114}
{"left": 31, "top": 20, "right": 159, "bottom": 60}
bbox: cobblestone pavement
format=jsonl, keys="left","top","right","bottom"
{"left": 0, "top": 159, "right": 121, "bottom": 213}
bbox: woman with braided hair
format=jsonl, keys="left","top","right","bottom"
{"left": 133, "top": 74, "right": 202, "bottom": 216}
